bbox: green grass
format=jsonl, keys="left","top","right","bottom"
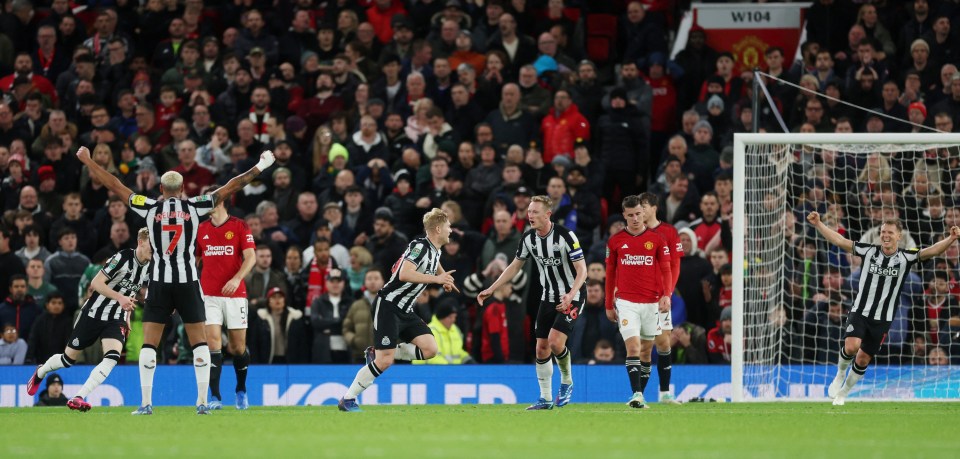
{"left": 2, "top": 403, "right": 958, "bottom": 458}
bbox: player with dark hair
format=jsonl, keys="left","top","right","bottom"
{"left": 606, "top": 195, "right": 673, "bottom": 409}
{"left": 479, "top": 195, "right": 588, "bottom": 410}
{"left": 27, "top": 228, "right": 152, "bottom": 411}
{"left": 637, "top": 192, "right": 683, "bottom": 404}
{"left": 77, "top": 145, "right": 274, "bottom": 415}
{"left": 198, "top": 197, "right": 256, "bottom": 410}
{"left": 808, "top": 212, "right": 960, "bottom": 405}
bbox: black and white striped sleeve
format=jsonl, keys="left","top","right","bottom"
{"left": 100, "top": 251, "right": 128, "bottom": 280}
{"left": 188, "top": 194, "right": 215, "bottom": 217}
{"left": 853, "top": 242, "right": 875, "bottom": 258}
{"left": 128, "top": 194, "right": 156, "bottom": 218}
{"left": 515, "top": 231, "right": 532, "bottom": 260}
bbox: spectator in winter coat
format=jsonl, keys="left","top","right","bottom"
{"left": 486, "top": 84, "right": 537, "bottom": 154}
{"left": 342, "top": 269, "right": 383, "bottom": 363}
{"left": 597, "top": 88, "right": 647, "bottom": 208}
{"left": 706, "top": 306, "right": 733, "bottom": 364}
{"left": 415, "top": 302, "right": 472, "bottom": 364}
{"left": 541, "top": 89, "right": 590, "bottom": 164}
{"left": 250, "top": 288, "right": 309, "bottom": 364}
{"left": 27, "top": 293, "right": 71, "bottom": 365}
{"left": 310, "top": 269, "right": 352, "bottom": 363}
{"left": 0, "top": 323, "right": 28, "bottom": 365}
{"left": 43, "top": 229, "right": 89, "bottom": 314}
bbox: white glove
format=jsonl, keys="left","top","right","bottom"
{"left": 255, "top": 150, "right": 275, "bottom": 171}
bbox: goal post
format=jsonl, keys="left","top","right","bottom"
{"left": 732, "top": 133, "right": 960, "bottom": 402}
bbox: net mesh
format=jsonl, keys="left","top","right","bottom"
{"left": 740, "top": 141, "right": 960, "bottom": 400}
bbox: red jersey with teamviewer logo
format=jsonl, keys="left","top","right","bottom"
{"left": 197, "top": 216, "right": 255, "bottom": 298}
{"left": 605, "top": 228, "right": 673, "bottom": 310}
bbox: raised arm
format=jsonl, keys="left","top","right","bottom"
{"left": 211, "top": 150, "right": 276, "bottom": 207}
{"left": 807, "top": 211, "right": 854, "bottom": 253}
{"left": 919, "top": 226, "right": 960, "bottom": 261}
{"left": 76, "top": 146, "right": 134, "bottom": 202}
{"left": 477, "top": 257, "right": 526, "bottom": 304}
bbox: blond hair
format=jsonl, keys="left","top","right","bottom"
{"left": 530, "top": 195, "right": 553, "bottom": 210}
{"left": 422, "top": 208, "right": 449, "bottom": 232}
{"left": 160, "top": 171, "right": 184, "bottom": 191}
{"left": 137, "top": 227, "right": 150, "bottom": 242}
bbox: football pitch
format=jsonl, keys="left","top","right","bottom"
{"left": 2, "top": 403, "right": 957, "bottom": 458}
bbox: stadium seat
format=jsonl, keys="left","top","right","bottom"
{"left": 585, "top": 14, "right": 618, "bottom": 64}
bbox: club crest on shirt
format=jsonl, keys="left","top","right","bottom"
{"left": 644, "top": 241, "right": 654, "bottom": 250}
{"left": 225, "top": 231, "right": 234, "bottom": 240}
{"left": 381, "top": 336, "right": 391, "bottom": 346}
{"left": 622, "top": 319, "right": 628, "bottom": 326}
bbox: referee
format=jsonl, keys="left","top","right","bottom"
{"left": 77, "top": 146, "right": 275, "bottom": 415}
{"left": 808, "top": 211, "right": 960, "bottom": 405}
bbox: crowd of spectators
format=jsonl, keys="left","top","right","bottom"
{"left": 1, "top": 0, "right": 959, "bottom": 368}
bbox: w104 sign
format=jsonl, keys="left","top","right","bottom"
{"left": 685, "top": 2, "right": 808, "bottom": 73}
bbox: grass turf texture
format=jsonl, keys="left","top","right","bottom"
{"left": 2, "top": 403, "right": 957, "bottom": 458}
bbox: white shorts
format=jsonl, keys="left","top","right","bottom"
{"left": 659, "top": 310, "right": 673, "bottom": 332}
{"left": 615, "top": 299, "right": 661, "bottom": 341}
{"left": 204, "top": 296, "right": 249, "bottom": 329}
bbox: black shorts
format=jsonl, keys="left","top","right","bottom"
{"left": 373, "top": 297, "right": 432, "bottom": 350}
{"left": 535, "top": 298, "right": 585, "bottom": 340}
{"left": 843, "top": 313, "right": 891, "bottom": 357}
{"left": 68, "top": 313, "right": 128, "bottom": 351}
{"left": 144, "top": 281, "right": 206, "bottom": 324}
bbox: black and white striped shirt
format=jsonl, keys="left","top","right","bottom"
{"left": 516, "top": 223, "right": 585, "bottom": 302}
{"left": 852, "top": 242, "right": 921, "bottom": 322}
{"left": 83, "top": 248, "right": 150, "bottom": 321}
{"left": 129, "top": 194, "right": 215, "bottom": 283}
{"left": 380, "top": 237, "right": 441, "bottom": 312}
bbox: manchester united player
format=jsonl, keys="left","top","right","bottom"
{"left": 197, "top": 197, "right": 256, "bottom": 410}
{"left": 638, "top": 192, "right": 683, "bottom": 404}
{"left": 606, "top": 195, "right": 673, "bottom": 409}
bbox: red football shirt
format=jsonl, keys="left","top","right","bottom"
{"left": 605, "top": 228, "right": 673, "bottom": 310}
{"left": 649, "top": 221, "right": 683, "bottom": 290}
{"left": 197, "top": 216, "right": 255, "bottom": 298}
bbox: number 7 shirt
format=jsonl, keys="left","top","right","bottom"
{"left": 129, "top": 193, "right": 214, "bottom": 283}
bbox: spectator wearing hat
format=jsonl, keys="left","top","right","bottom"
{"left": 215, "top": 65, "right": 255, "bottom": 131}
{"left": 541, "top": 89, "right": 590, "bottom": 164}
{"left": 908, "top": 102, "right": 929, "bottom": 132}
{"left": 250, "top": 287, "right": 309, "bottom": 364}
{"left": 415, "top": 301, "right": 472, "bottom": 365}
{"left": 674, "top": 25, "right": 718, "bottom": 113}
{"left": 383, "top": 171, "right": 419, "bottom": 238}
{"left": 234, "top": 9, "right": 279, "bottom": 65}
{"left": 597, "top": 87, "right": 647, "bottom": 206}
{"left": 245, "top": 244, "right": 289, "bottom": 310}
{"left": 470, "top": 0, "right": 504, "bottom": 53}
{"left": 343, "top": 268, "right": 384, "bottom": 363}
{"left": 365, "top": 210, "right": 408, "bottom": 272}
{"left": 0, "top": 323, "right": 28, "bottom": 365}
{"left": 686, "top": 120, "right": 720, "bottom": 195}
{"left": 449, "top": 31, "right": 486, "bottom": 76}
{"left": 706, "top": 306, "right": 733, "bottom": 364}
{"left": 310, "top": 268, "right": 352, "bottom": 363}
{"left": 564, "top": 164, "right": 601, "bottom": 248}
{"left": 35, "top": 373, "right": 68, "bottom": 406}
{"left": 383, "top": 15, "right": 416, "bottom": 62}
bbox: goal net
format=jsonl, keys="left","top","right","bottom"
{"left": 732, "top": 133, "right": 960, "bottom": 402}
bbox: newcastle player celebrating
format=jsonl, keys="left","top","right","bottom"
{"left": 198, "top": 198, "right": 256, "bottom": 410}
{"left": 77, "top": 145, "right": 274, "bottom": 415}
{"left": 27, "top": 228, "right": 152, "bottom": 411}
{"left": 606, "top": 196, "right": 673, "bottom": 409}
{"left": 808, "top": 211, "right": 960, "bottom": 405}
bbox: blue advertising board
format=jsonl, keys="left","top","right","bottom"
{"left": 0, "top": 364, "right": 956, "bottom": 407}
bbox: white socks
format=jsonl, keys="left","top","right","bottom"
{"left": 345, "top": 362, "right": 382, "bottom": 399}
{"left": 38, "top": 353, "right": 72, "bottom": 379}
{"left": 394, "top": 343, "right": 424, "bottom": 361}
{"left": 139, "top": 346, "right": 157, "bottom": 407}
{"left": 77, "top": 351, "right": 120, "bottom": 399}
{"left": 193, "top": 343, "right": 211, "bottom": 406}
{"left": 535, "top": 357, "right": 553, "bottom": 400}
{"left": 556, "top": 348, "right": 572, "bottom": 385}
